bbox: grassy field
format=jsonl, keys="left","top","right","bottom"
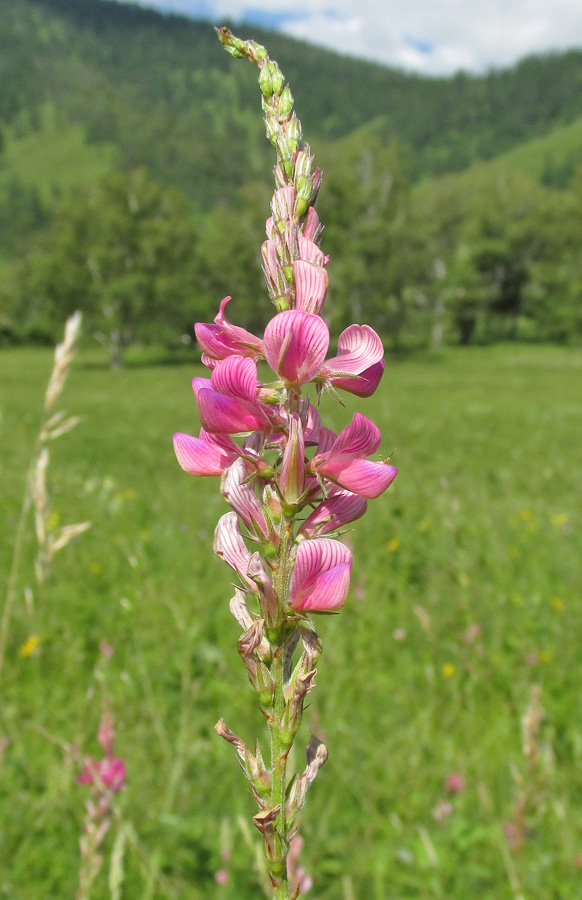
{"left": 1, "top": 342, "right": 581, "bottom": 899}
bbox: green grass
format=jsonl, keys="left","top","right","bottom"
{"left": 1, "top": 342, "right": 581, "bottom": 899}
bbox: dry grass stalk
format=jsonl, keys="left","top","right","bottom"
{"left": 0, "top": 311, "right": 89, "bottom": 680}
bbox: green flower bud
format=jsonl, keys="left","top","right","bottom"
{"left": 278, "top": 85, "right": 294, "bottom": 119}
{"left": 270, "top": 61, "right": 285, "bottom": 96}
{"left": 258, "top": 64, "right": 274, "bottom": 98}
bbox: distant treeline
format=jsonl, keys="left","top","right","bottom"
{"left": 1, "top": 0, "right": 582, "bottom": 355}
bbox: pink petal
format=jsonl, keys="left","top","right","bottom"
{"left": 271, "top": 185, "right": 295, "bottom": 222}
{"left": 298, "top": 562, "right": 351, "bottom": 611}
{"left": 264, "top": 310, "right": 329, "bottom": 385}
{"left": 293, "top": 260, "right": 328, "bottom": 314}
{"left": 302, "top": 206, "right": 322, "bottom": 242}
{"left": 319, "top": 457, "right": 398, "bottom": 499}
{"left": 330, "top": 361, "right": 385, "bottom": 398}
{"left": 280, "top": 414, "right": 305, "bottom": 504}
{"left": 297, "top": 236, "right": 326, "bottom": 267}
{"left": 324, "top": 324, "right": 384, "bottom": 375}
{"left": 192, "top": 376, "right": 212, "bottom": 400}
{"left": 210, "top": 357, "right": 259, "bottom": 404}
{"left": 289, "top": 538, "right": 352, "bottom": 611}
{"left": 330, "top": 412, "right": 382, "bottom": 458}
{"left": 197, "top": 389, "right": 270, "bottom": 434}
{"left": 194, "top": 297, "right": 263, "bottom": 365}
{"left": 213, "top": 512, "right": 254, "bottom": 590}
{"left": 173, "top": 431, "right": 239, "bottom": 475}
{"left": 298, "top": 490, "right": 367, "bottom": 537}
{"left": 221, "top": 459, "right": 269, "bottom": 538}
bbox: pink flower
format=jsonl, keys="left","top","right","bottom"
{"left": 173, "top": 429, "right": 240, "bottom": 476}
{"left": 77, "top": 757, "right": 126, "bottom": 793}
{"left": 319, "top": 324, "right": 385, "bottom": 397}
{"left": 264, "top": 310, "right": 329, "bottom": 387}
{"left": 195, "top": 357, "right": 275, "bottom": 434}
{"left": 309, "top": 412, "right": 397, "bottom": 499}
{"left": 433, "top": 800, "right": 453, "bottom": 822}
{"left": 289, "top": 538, "right": 352, "bottom": 611}
{"left": 445, "top": 773, "right": 466, "bottom": 794}
{"left": 215, "top": 870, "right": 229, "bottom": 885}
{"left": 195, "top": 297, "right": 263, "bottom": 369}
{"left": 214, "top": 512, "right": 275, "bottom": 597}
{"left": 298, "top": 487, "right": 367, "bottom": 537}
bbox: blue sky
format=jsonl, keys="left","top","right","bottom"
{"left": 117, "top": 0, "right": 582, "bottom": 75}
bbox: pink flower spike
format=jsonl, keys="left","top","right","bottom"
{"left": 77, "top": 757, "right": 126, "bottom": 793}
{"left": 289, "top": 538, "right": 352, "bottom": 612}
{"left": 264, "top": 310, "right": 329, "bottom": 387}
{"left": 298, "top": 489, "right": 367, "bottom": 537}
{"left": 330, "top": 361, "right": 385, "bottom": 398}
{"left": 280, "top": 414, "right": 305, "bottom": 504}
{"left": 221, "top": 459, "right": 270, "bottom": 539}
{"left": 195, "top": 297, "right": 263, "bottom": 367}
{"left": 173, "top": 430, "right": 240, "bottom": 476}
{"left": 293, "top": 260, "right": 328, "bottom": 314}
{"left": 213, "top": 512, "right": 256, "bottom": 591}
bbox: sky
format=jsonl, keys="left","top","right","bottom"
{"left": 118, "top": 0, "right": 582, "bottom": 75}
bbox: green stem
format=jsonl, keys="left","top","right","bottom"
{"left": 267, "top": 518, "right": 295, "bottom": 899}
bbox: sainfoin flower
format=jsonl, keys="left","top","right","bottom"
{"left": 289, "top": 539, "right": 353, "bottom": 611}
{"left": 175, "top": 30, "right": 399, "bottom": 897}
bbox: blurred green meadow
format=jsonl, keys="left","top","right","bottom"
{"left": 1, "top": 341, "right": 581, "bottom": 899}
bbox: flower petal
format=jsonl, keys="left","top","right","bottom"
{"left": 330, "top": 361, "right": 385, "bottom": 397}
{"left": 197, "top": 389, "right": 271, "bottom": 434}
{"left": 324, "top": 324, "right": 384, "bottom": 375}
{"left": 210, "top": 356, "right": 259, "bottom": 404}
{"left": 320, "top": 457, "right": 398, "bottom": 499}
{"left": 289, "top": 538, "right": 352, "bottom": 611}
{"left": 293, "top": 260, "right": 328, "bottom": 314}
{"left": 221, "top": 458, "right": 269, "bottom": 538}
{"left": 329, "top": 412, "right": 382, "bottom": 458}
{"left": 264, "top": 310, "right": 329, "bottom": 385}
{"left": 213, "top": 512, "right": 255, "bottom": 590}
{"left": 298, "top": 490, "right": 367, "bottom": 537}
{"left": 173, "top": 431, "right": 239, "bottom": 476}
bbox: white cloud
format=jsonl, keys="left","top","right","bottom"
{"left": 122, "top": 0, "right": 582, "bottom": 75}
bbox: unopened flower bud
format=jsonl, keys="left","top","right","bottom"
{"left": 280, "top": 414, "right": 305, "bottom": 505}
{"left": 293, "top": 148, "right": 313, "bottom": 183}
{"left": 278, "top": 85, "right": 294, "bottom": 120}
{"left": 258, "top": 62, "right": 274, "bottom": 98}
{"left": 286, "top": 114, "right": 302, "bottom": 148}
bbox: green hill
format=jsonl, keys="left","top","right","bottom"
{"left": 3, "top": 0, "right": 582, "bottom": 201}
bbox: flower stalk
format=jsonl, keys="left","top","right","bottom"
{"left": 176, "top": 31, "right": 398, "bottom": 896}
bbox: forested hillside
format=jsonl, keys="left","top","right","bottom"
{"left": 2, "top": 0, "right": 582, "bottom": 351}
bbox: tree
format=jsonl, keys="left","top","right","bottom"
{"left": 16, "top": 168, "right": 201, "bottom": 364}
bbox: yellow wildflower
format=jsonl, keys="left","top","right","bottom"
{"left": 550, "top": 513, "right": 569, "bottom": 528}
{"left": 20, "top": 635, "right": 41, "bottom": 658}
{"left": 387, "top": 537, "right": 401, "bottom": 553}
{"left": 551, "top": 596, "right": 564, "bottom": 614}
{"left": 442, "top": 663, "right": 455, "bottom": 678}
